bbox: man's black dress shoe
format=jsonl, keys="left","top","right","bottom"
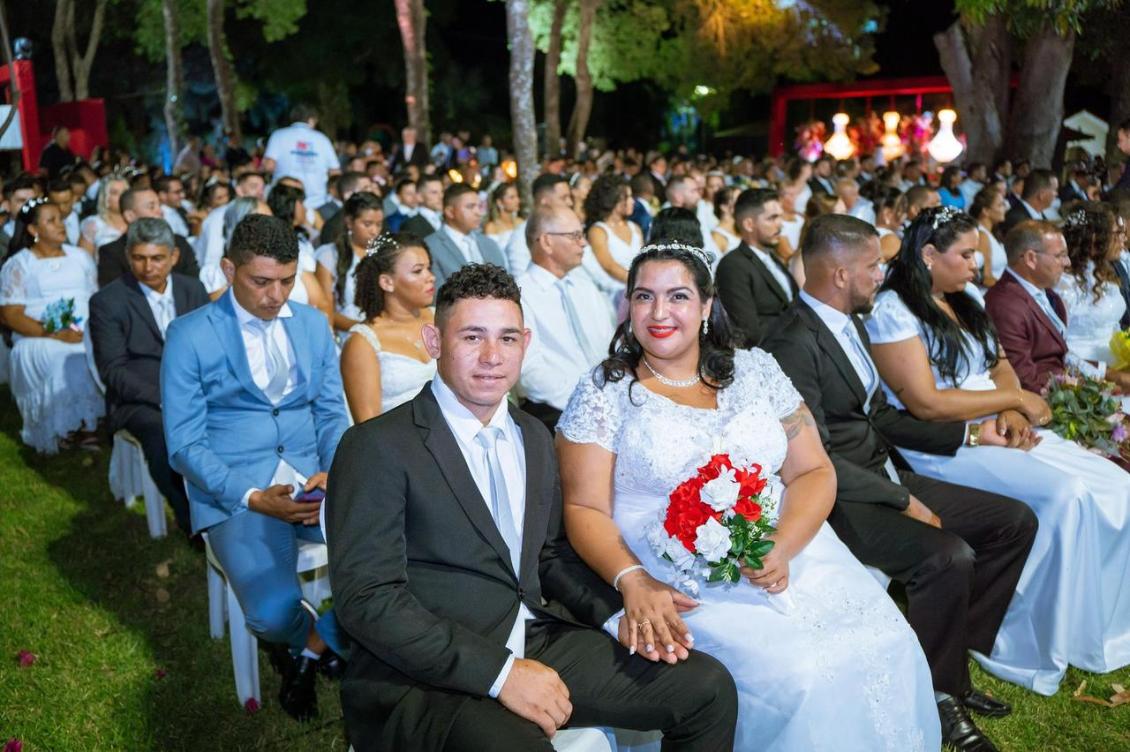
{"left": 278, "top": 654, "right": 318, "bottom": 721}
{"left": 318, "top": 648, "right": 346, "bottom": 680}
{"left": 938, "top": 696, "right": 999, "bottom": 752}
{"left": 961, "top": 689, "right": 1012, "bottom": 718}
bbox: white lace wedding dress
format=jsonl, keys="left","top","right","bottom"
{"left": 346, "top": 324, "right": 435, "bottom": 414}
{"left": 1055, "top": 262, "right": 1126, "bottom": 366}
{"left": 558, "top": 348, "right": 940, "bottom": 752}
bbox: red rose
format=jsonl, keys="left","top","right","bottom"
{"left": 735, "top": 464, "right": 767, "bottom": 497}
{"left": 665, "top": 480, "right": 714, "bottom": 552}
{"left": 698, "top": 454, "right": 734, "bottom": 481}
{"left": 733, "top": 497, "right": 762, "bottom": 522}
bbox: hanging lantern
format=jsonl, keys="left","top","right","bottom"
{"left": 881, "top": 111, "right": 905, "bottom": 162}
{"left": 824, "top": 113, "right": 855, "bottom": 161}
{"left": 927, "top": 109, "right": 964, "bottom": 164}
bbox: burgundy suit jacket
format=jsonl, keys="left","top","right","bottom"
{"left": 985, "top": 270, "right": 1069, "bottom": 393}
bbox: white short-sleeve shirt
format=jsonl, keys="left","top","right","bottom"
{"left": 264, "top": 122, "right": 340, "bottom": 208}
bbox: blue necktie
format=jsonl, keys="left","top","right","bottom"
{"left": 475, "top": 426, "right": 521, "bottom": 574}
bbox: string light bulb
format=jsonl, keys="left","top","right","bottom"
{"left": 881, "top": 111, "right": 904, "bottom": 162}
{"left": 927, "top": 109, "right": 963, "bottom": 164}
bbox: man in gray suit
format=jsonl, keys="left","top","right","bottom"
{"left": 424, "top": 183, "right": 508, "bottom": 291}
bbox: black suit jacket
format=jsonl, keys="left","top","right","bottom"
{"left": 96, "top": 232, "right": 199, "bottom": 288}
{"left": 389, "top": 143, "right": 429, "bottom": 173}
{"left": 399, "top": 213, "right": 439, "bottom": 239}
{"left": 1001, "top": 203, "right": 1041, "bottom": 236}
{"left": 762, "top": 299, "right": 966, "bottom": 509}
{"left": 715, "top": 241, "right": 798, "bottom": 347}
{"left": 327, "top": 386, "right": 621, "bottom": 748}
{"left": 808, "top": 176, "right": 836, "bottom": 196}
{"left": 88, "top": 272, "right": 209, "bottom": 432}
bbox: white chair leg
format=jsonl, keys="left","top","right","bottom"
{"left": 206, "top": 561, "right": 226, "bottom": 639}
{"left": 225, "top": 583, "right": 261, "bottom": 705}
{"left": 141, "top": 469, "right": 167, "bottom": 539}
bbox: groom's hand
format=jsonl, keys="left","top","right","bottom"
{"left": 498, "top": 658, "right": 572, "bottom": 739}
{"left": 248, "top": 484, "right": 321, "bottom": 524}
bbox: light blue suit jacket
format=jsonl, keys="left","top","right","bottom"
{"left": 161, "top": 293, "right": 349, "bottom": 533}
{"left": 425, "top": 226, "right": 508, "bottom": 292}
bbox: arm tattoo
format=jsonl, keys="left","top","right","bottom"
{"left": 781, "top": 404, "right": 816, "bottom": 440}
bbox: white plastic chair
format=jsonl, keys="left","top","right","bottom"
{"left": 203, "top": 533, "right": 333, "bottom": 706}
{"left": 84, "top": 332, "right": 168, "bottom": 538}
{"left": 865, "top": 565, "right": 892, "bottom": 590}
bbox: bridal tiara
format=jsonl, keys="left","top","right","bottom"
{"left": 640, "top": 241, "right": 715, "bottom": 273}
{"left": 365, "top": 232, "right": 399, "bottom": 256}
{"left": 928, "top": 205, "right": 963, "bottom": 231}
{"left": 18, "top": 196, "right": 49, "bottom": 218}
{"left": 1063, "top": 209, "right": 1088, "bottom": 230}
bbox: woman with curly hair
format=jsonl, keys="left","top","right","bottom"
{"left": 1054, "top": 201, "right": 1129, "bottom": 367}
{"left": 584, "top": 174, "right": 642, "bottom": 289}
{"left": 339, "top": 233, "right": 436, "bottom": 422}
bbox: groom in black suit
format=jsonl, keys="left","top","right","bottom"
{"left": 88, "top": 218, "right": 209, "bottom": 537}
{"left": 762, "top": 215, "right": 1037, "bottom": 752}
{"left": 327, "top": 264, "right": 737, "bottom": 752}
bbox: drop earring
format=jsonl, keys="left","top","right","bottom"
{"left": 702, "top": 318, "right": 710, "bottom": 335}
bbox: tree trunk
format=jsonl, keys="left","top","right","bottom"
{"left": 933, "top": 17, "right": 1009, "bottom": 165}
{"left": 51, "top": 0, "right": 74, "bottom": 102}
{"left": 68, "top": 0, "right": 107, "bottom": 100}
{"left": 395, "top": 0, "right": 431, "bottom": 148}
{"left": 206, "top": 0, "right": 241, "bottom": 142}
{"left": 1107, "top": 58, "right": 1130, "bottom": 162}
{"left": 506, "top": 0, "right": 538, "bottom": 210}
{"left": 565, "top": 0, "right": 599, "bottom": 159}
{"left": 543, "top": 0, "right": 567, "bottom": 159}
{"left": 162, "top": 0, "right": 183, "bottom": 161}
{"left": 1006, "top": 25, "right": 1074, "bottom": 167}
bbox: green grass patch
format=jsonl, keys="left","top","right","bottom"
{"left": 0, "top": 388, "right": 1128, "bottom": 750}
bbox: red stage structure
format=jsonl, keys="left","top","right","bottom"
{"left": 768, "top": 75, "right": 956, "bottom": 158}
{"left": 0, "top": 59, "right": 108, "bottom": 171}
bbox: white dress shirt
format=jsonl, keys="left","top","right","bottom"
{"left": 64, "top": 210, "right": 81, "bottom": 246}
{"left": 506, "top": 220, "right": 532, "bottom": 273}
{"left": 161, "top": 203, "right": 190, "bottom": 238}
{"left": 231, "top": 290, "right": 305, "bottom": 506}
{"left": 799, "top": 290, "right": 876, "bottom": 396}
{"left": 443, "top": 224, "right": 483, "bottom": 263}
{"left": 140, "top": 276, "right": 176, "bottom": 337}
{"left": 1004, "top": 267, "right": 1105, "bottom": 379}
{"left": 1020, "top": 198, "right": 1045, "bottom": 220}
{"left": 430, "top": 375, "right": 532, "bottom": 698}
{"left": 417, "top": 207, "right": 442, "bottom": 232}
{"left": 750, "top": 245, "right": 794, "bottom": 301}
{"left": 517, "top": 263, "right": 616, "bottom": 410}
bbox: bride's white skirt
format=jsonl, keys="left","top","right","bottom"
{"left": 619, "top": 496, "right": 941, "bottom": 752}
{"left": 9, "top": 337, "right": 103, "bottom": 454}
{"left": 901, "top": 429, "right": 1130, "bottom": 695}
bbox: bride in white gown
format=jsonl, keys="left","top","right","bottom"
{"left": 867, "top": 206, "right": 1130, "bottom": 696}
{"left": 557, "top": 244, "right": 940, "bottom": 751}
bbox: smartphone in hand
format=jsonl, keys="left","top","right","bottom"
{"left": 294, "top": 487, "right": 326, "bottom": 504}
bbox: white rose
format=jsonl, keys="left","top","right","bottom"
{"left": 700, "top": 468, "right": 741, "bottom": 513}
{"left": 694, "top": 516, "right": 733, "bottom": 563}
{"left": 663, "top": 535, "right": 697, "bottom": 570}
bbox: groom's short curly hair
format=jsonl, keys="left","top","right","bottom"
{"left": 435, "top": 263, "right": 522, "bottom": 327}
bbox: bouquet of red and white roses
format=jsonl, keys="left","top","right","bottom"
{"left": 648, "top": 453, "right": 780, "bottom": 595}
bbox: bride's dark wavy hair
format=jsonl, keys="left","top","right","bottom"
{"left": 599, "top": 244, "right": 738, "bottom": 400}
{"left": 882, "top": 206, "right": 999, "bottom": 384}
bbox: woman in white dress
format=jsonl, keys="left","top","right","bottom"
{"left": 340, "top": 233, "right": 437, "bottom": 422}
{"left": 873, "top": 186, "right": 904, "bottom": 264}
{"left": 0, "top": 199, "right": 103, "bottom": 453}
{"left": 266, "top": 182, "right": 332, "bottom": 321}
{"left": 78, "top": 175, "right": 129, "bottom": 257}
{"left": 867, "top": 206, "right": 1130, "bottom": 696}
{"left": 482, "top": 182, "right": 520, "bottom": 251}
{"left": 584, "top": 175, "right": 643, "bottom": 295}
{"left": 199, "top": 197, "right": 271, "bottom": 299}
{"left": 969, "top": 188, "right": 1007, "bottom": 287}
{"left": 315, "top": 192, "right": 384, "bottom": 334}
{"left": 709, "top": 186, "right": 741, "bottom": 258}
{"left": 1055, "top": 202, "right": 1128, "bottom": 371}
{"left": 558, "top": 244, "right": 940, "bottom": 751}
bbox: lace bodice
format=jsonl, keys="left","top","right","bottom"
{"left": 0, "top": 246, "right": 96, "bottom": 334}
{"left": 558, "top": 348, "right": 801, "bottom": 499}
{"left": 347, "top": 323, "right": 436, "bottom": 413}
{"left": 1055, "top": 263, "right": 1126, "bottom": 365}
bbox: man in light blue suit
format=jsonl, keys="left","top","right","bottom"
{"left": 161, "top": 214, "right": 349, "bottom": 721}
{"left": 424, "top": 182, "right": 508, "bottom": 291}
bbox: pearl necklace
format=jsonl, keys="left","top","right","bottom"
{"left": 642, "top": 358, "right": 700, "bottom": 388}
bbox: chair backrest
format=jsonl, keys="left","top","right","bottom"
{"left": 83, "top": 328, "right": 106, "bottom": 395}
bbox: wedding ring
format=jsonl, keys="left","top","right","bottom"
{"left": 637, "top": 619, "right": 651, "bottom": 630}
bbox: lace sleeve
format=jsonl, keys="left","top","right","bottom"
{"left": 80, "top": 216, "right": 99, "bottom": 246}
{"left": 737, "top": 348, "right": 802, "bottom": 419}
{"left": 556, "top": 369, "right": 621, "bottom": 453}
{"left": 865, "top": 291, "right": 921, "bottom": 344}
{"left": 0, "top": 253, "right": 27, "bottom": 306}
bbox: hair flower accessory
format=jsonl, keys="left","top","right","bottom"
{"left": 1063, "top": 209, "right": 1088, "bottom": 230}
{"left": 928, "top": 205, "right": 963, "bottom": 231}
{"left": 365, "top": 232, "right": 399, "bottom": 257}
{"left": 18, "top": 196, "right": 48, "bottom": 219}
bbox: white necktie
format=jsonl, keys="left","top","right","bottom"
{"left": 556, "top": 278, "right": 600, "bottom": 365}
{"left": 156, "top": 296, "right": 174, "bottom": 337}
{"left": 475, "top": 426, "right": 521, "bottom": 574}
{"left": 465, "top": 235, "right": 483, "bottom": 264}
{"left": 253, "top": 319, "right": 289, "bottom": 403}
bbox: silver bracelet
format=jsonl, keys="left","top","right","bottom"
{"left": 613, "top": 564, "right": 646, "bottom": 592}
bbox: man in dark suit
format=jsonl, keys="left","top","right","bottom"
{"left": 808, "top": 155, "right": 837, "bottom": 196}
{"left": 388, "top": 126, "right": 430, "bottom": 174}
{"left": 716, "top": 188, "right": 798, "bottom": 347}
{"left": 327, "top": 264, "right": 738, "bottom": 752}
{"left": 424, "top": 183, "right": 508, "bottom": 291}
{"left": 763, "top": 214, "right": 1037, "bottom": 752}
{"left": 97, "top": 187, "right": 199, "bottom": 287}
{"left": 400, "top": 174, "right": 445, "bottom": 239}
{"left": 89, "top": 218, "right": 209, "bottom": 538}
{"left": 317, "top": 171, "right": 376, "bottom": 247}
{"left": 1001, "top": 168, "right": 1057, "bottom": 235}
{"left": 1058, "top": 163, "right": 1092, "bottom": 205}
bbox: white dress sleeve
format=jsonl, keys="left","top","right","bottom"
{"left": 0, "top": 252, "right": 28, "bottom": 306}
{"left": 556, "top": 368, "right": 622, "bottom": 453}
{"left": 865, "top": 291, "right": 921, "bottom": 345}
{"left": 737, "top": 348, "right": 802, "bottom": 419}
{"left": 314, "top": 243, "right": 338, "bottom": 280}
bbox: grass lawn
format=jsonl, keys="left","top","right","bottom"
{"left": 1, "top": 387, "right": 1129, "bottom": 751}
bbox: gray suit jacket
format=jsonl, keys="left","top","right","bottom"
{"left": 424, "top": 226, "right": 508, "bottom": 291}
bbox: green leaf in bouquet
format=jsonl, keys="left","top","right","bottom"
{"left": 743, "top": 555, "right": 765, "bottom": 571}
{"left": 747, "top": 539, "right": 775, "bottom": 558}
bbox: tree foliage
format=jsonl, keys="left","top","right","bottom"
{"left": 132, "top": 0, "right": 305, "bottom": 61}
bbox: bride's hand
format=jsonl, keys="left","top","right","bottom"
{"left": 1017, "top": 390, "right": 1052, "bottom": 427}
{"left": 740, "top": 539, "right": 792, "bottom": 594}
{"left": 617, "top": 570, "right": 697, "bottom": 664}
